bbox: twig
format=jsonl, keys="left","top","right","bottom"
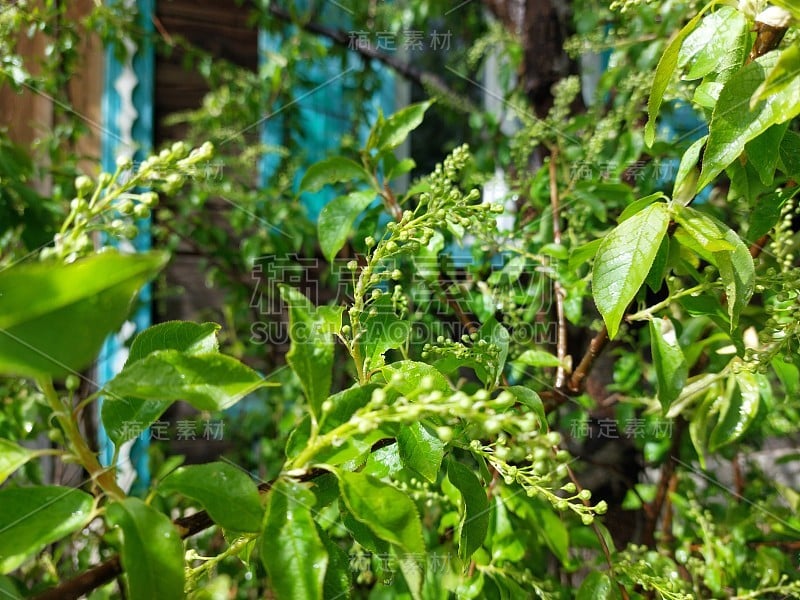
{"left": 151, "top": 14, "right": 174, "bottom": 46}
{"left": 548, "top": 152, "right": 568, "bottom": 390}
{"left": 749, "top": 233, "right": 770, "bottom": 258}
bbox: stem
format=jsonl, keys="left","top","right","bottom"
{"left": 548, "top": 151, "right": 568, "bottom": 390}
{"left": 626, "top": 283, "right": 710, "bottom": 322}
{"left": 287, "top": 420, "right": 361, "bottom": 470}
{"left": 39, "top": 377, "right": 125, "bottom": 501}
{"left": 186, "top": 533, "right": 258, "bottom": 590}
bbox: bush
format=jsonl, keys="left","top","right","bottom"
{"left": 1, "top": 1, "right": 800, "bottom": 598}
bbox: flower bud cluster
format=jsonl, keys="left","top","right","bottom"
{"left": 347, "top": 145, "right": 495, "bottom": 357}
{"left": 748, "top": 264, "right": 800, "bottom": 370}
{"left": 41, "top": 142, "right": 214, "bottom": 263}
{"left": 421, "top": 336, "right": 502, "bottom": 384}
{"left": 470, "top": 432, "right": 607, "bottom": 525}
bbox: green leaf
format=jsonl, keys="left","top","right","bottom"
{"left": 0, "top": 576, "right": 22, "bottom": 599}
{"left": 336, "top": 470, "right": 424, "bottom": 555}
{"left": 515, "top": 349, "right": 564, "bottom": 368}
{"left": 779, "top": 130, "right": 800, "bottom": 177}
{"left": 673, "top": 136, "right": 706, "bottom": 205}
{"left": 681, "top": 6, "right": 748, "bottom": 82}
{"left": 359, "top": 296, "right": 411, "bottom": 371}
{"left": 318, "top": 190, "right": 377, "bottom": 262}
{"left": 649, "top": 317, "right": 688, "bottom": 412}
{"left": 312, "top": 429, "right": 388, "bottom": 469}
{"left": 387, "top": 157, "right": 416, "bottom": 181}
{"left": 699, "top": 52, "right": 800, "bottom": 190}
{"left": 103, "top": 350, "right": 268, "bottom": 411}
{"left": 102, "top": 321, "right": 223, "bottom": 445}
{"left": 673, "top": 206, "right": 735, "bottom": 252}
{"left": 447, "top": 458, "right": 490, "bottom": 561}
{"left": 159, "top": 462, "right": 263, "bottom": 532}
{"left": 645, "top": 235, "right": 670, "bottom": 293}
{"left": 693, "top": 81, "right": 724, "bottom": 108}
{"left": 102, "top": 396, "right": 172, "bottom": 446}
{"left": 689, "top": 390, "right": 718, "bottom": 468}
{"left": 488, "top": 495, "right": 524, "bottom": 562}
{"left": 300, "top": 156, "right": 371, "bottom": 193}
{"left": 505, "top": 386, "right": 546, "bottom": 429}
{"left": 262, "top": 481, "right": 327, "bottom": 600}
{"left": 379, "top": 361, "right": 451, "bottom": 396}
{"left": 280, "top": 285, "right": 341, "bottom": 421}
{"left": 645, "top": 2, "right": 715, "bottom": 146}
{"left": 126, "top": 321, "right": 220, "bottom": 365}
{"left": 749, "top": 188, "right": 797, "bottom": 241}
{"left": 317, "top": 524, "right": 352, "bottom": 599}
{"left": 0, "top": 251, "right": 167, "bottom": 378}
{"left": 716, "top": 246, "right": 755, "bottom": 328}
{"left": 0, "top": 486, "right": 93, "bottom": 573}
{"left": 536, "top": 505, "right": 570, "bottom": 565}
{"left": 319, "top": 384, "right": 378, "bottom": 433}
{"left": 568, "top": 238, "right": 602, "bottom": 272}
{"left": 341, "top": 506, "right": 389, "bottom": 554}
{"left": 285, "top": 414, "right": 312, "bottom": 460}
{"left": 710, "top": 370, "right": 760, "bottom": 450}
{"left": 592, "top": 203, "right": 671, "bottom": 338}
{"left": 398, "top": 556, "right": 423, "bottom": 600}
{"left": 364, "top": 442, "right": 404, "bottom": 479}
{"left": 577, "top": 571, "right": 619, "bottom": 600}
{"left": 0, "top": 439, "right": 41, "bottom": 485}
{"left": 376, "top": 100, "right": 433, "bottom": 152}
{"left": 746, "top": 123, "right": 789, "bottom": 187}
{"left": 106, "top": 498, "right": 185, "bottom": 600}
{"left": 752, "top": 42, "right": 800, "bottom": 105}
{"left": 475, "top": 318, "right": 510, "bottom": 387}
{"left": 676, "top": 207, "right": 755, "bottom": 326}
{"left": 397, "top": 422, "right": 445, "bottom": 483}
{"left": 619, "top": 192, "right": 667, "bottom": 222}
{"left": 727, "top": 159, "right": 770, "bottom": 205}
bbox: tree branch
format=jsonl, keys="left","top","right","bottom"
{"left": 567, "top": 325, "right": 609, "bottom": 395}
{"left": 265, "top": 4, "right": 477, "bottom": 112}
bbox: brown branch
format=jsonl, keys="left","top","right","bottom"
{"left": 566, "top": 325, "right": 609, "bottom": 395}
{"left": 265, "top": 4, "right": 477, "bottom": 112}
{"left": 749, "top": 233, "right": 771, "bottom": 258}
{"left": 33, "top": 556, "right": 122, "bottom": 600}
